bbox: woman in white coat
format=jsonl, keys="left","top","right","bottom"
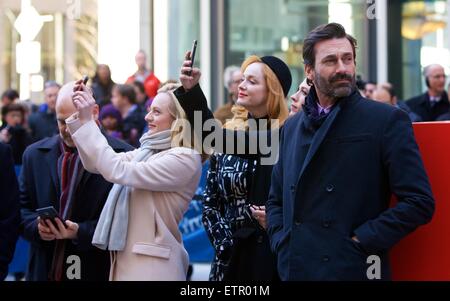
{"left": 66, "top": 82, "right": 203, "bottom": 281}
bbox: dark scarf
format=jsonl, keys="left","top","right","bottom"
{"left": 50, "top": 141, "right": 85, "bottom": 281}
{"left": 302, "top": 87, "right": 335, "bottom": 133}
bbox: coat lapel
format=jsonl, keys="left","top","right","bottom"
{"left": 297, "top": 104, "right": 341, "bottom": 182}
{"left": 39, "top": 136, "right": 62, "bottom": 201}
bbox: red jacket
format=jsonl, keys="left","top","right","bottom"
{"left": 126, "top": 72, "right": 160, "bottom": 98}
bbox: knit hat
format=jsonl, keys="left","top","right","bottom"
{"left": 261, "top": 56, "right": 292, "bottom": 98}
{"left": 99, "top": 104, "right": 122, "bottom": 123}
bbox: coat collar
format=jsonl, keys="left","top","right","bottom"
{"left": 296, "top": 86, "right": 360, "bottom": 182}
{"left": 37, "top": 135, "right": 62, "bottom": 198}
{"left": 419, "top": 91, "right": 448, "bottom": 106}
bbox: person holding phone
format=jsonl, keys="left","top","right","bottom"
{"left": 19, "top": 81, "right": 132, "bottom": 281}
{"left": 0, "top": 103, "right": 32, "bottom": 164}
{"left": 175, "top": 49, "right": 291, "bottom": 281}
{"left": 66, "top": 81, "right": 204, "bottom": 280}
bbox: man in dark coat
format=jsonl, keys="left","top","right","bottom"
{"left": 266, "top": 23, "right": 435, "bottom": 281}
{"left": 0, "top": 142, "right": 20, "bottom": 280}
{"left": 406, "top": 64, "right": 449, "bottom": 121}
{"left": 20, "top": 82, "right": 132, "bottom": 281}
{"left": 28, "top": 81, "right": 60, "bottom": 142}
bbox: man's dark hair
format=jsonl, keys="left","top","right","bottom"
{"left": 356, "top": 75, "right": 366, "bottom": 91}
{"left": 133, "top": 81, "right": 146, "bottom": 94}
{"left": 116, "top": 84, "right": 136, "bottom": 104}
{"left": 1, "top": 103, "right": 25, "bottom": 118}
{"left": 303, "top": 22, "right": 357, "bottom": 68}
{"left": 1, "top": 89, "right": 19, "bottom": 102}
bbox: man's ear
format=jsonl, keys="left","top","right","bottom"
{"left": 305, "top": 65, "right": 314, "bottom": 86}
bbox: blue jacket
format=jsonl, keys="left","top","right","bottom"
{"left": 19, "top": 134, "right": 132, "bottom": 281}
{"left": 0, "top": 143, "right": 20, "bottom": 280}
{"left": 267, "top": 88, "right": 435, "bottom": 281}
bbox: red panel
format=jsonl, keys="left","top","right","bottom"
{"left": 390, "top": 122, "right": 450, "bottom": 280}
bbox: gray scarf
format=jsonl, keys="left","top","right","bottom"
{"left": 92, "top": 129, "right": 172, "bottom": 251}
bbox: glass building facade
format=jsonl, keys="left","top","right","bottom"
{"left": 1, "top": 0, "right": 450, "bottom": 107}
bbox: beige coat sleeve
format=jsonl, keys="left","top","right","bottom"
{"left": 68, "top": 120, "right": 201, "bottom": 192}
{"left": 66, "top": 117, "right": 139, "bottom": 173}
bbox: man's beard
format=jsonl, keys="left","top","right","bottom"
{"left": 315, "top": 72, "right": 356, "bottom": 99}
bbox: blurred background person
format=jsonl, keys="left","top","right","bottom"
{"left": 1, "top": 89, "right": 20, "bottom": 127}
{"left": 355, "top": 75, "right": 366, "bottom": 95}
{"left": 372, "top": 83, "right": 421, "bottom": 122}
{"left": 214, "top": 66, "right": 242, "bottom": 124}
{"left": 1, "top": 89, "right": 19, "bottom": 108}
{"left": 289, "top": 78, "right": 310, "bottom": 116}
{"left": 132, "top": 80, "right": 150, "bottom": 111}
{"left": 111, "top": 84, "right": 146, "bottom": 147}
{"left": 363, "top": 80, "right": 376, "bottom": 99}
{"left": 0, "top": 103, "right": 31, "bottom": 164}
{"left": 99, "top": 104, "right": 123, "bottom": 140}
{"left": 126, "top": 50, "right": 160, "bottom": 99}
{"left": 91, "top": 64, "right": 115, "bottom": 108}
{"left": 437, "top": 82, "right": 450, "bottom": 120}
{"left": 406, "top": 64, "right": 448, "bottom": 121}
{"left": 28, "top": 81, "right": 60, "bottom": 142}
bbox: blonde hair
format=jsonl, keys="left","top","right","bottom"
{"left": 223, "top": 105, "right": 249, "bottom": 130}
{"left": 157, "top": 83, "right": 209, "bottom": 161}
{"left": 240, "top": 55, "right": 289, "bottom": 127}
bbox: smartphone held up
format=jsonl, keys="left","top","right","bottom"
{"left": 187, "top": 40, "right": 197, "bottom": 76}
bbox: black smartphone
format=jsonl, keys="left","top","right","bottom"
{"left": 82, "top": 75, "right": 89, "bottom": 85}
{"left": 188, "top": 40, "right": 198, "bottom": 76}
{"left": 36, "top": 206, "right": 67, "bottom": 228}
{"left": 75, "top": 75, "right": 89, "bottom": 91}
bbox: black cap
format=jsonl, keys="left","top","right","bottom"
{"left": 261, "top": 56, "right": 292, "bottom": 98}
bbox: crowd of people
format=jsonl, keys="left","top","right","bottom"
{"left": 0, "top": 22, "right": 440, "bottom": 281}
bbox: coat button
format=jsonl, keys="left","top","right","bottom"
{"left": 290, "top": 185, "right": 296, "bottom": 194}
{"left": 257, "top": 235, "right": 264, "bottom": 243}
{"left": 322, "top": 221, "right": 330, "bottom": 228}
{"left": 295, "top": 220, "right": 302, "bottom": 226}
{"left": 322, "top": 256, "right": 330, "bottom": 262}
{"left": 326, "top": 185, "right": 334, "bottom": 193}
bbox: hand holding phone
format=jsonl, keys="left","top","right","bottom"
{"left": 74, "top": 75, "right": 89, "bottom": 92}
{"left": 180, "top": 40, "right": 201, "bottom": 91}
{"left": 187, "top": 40, "right": 197, "bottom": 76}
{"left": 72, "top": 75, "right": 96, "bottom": 122}
{"left": 36, "top": 206, "right": 67, "bottom": 228}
